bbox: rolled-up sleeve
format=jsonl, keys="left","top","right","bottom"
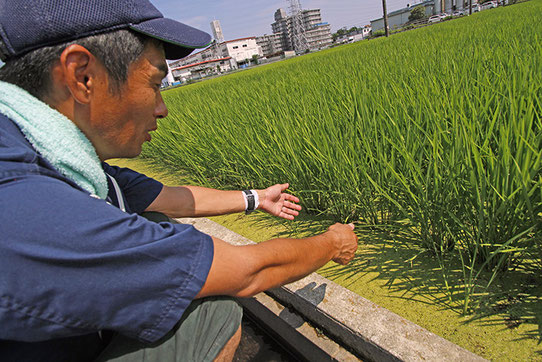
{"left": 0, "top": 174, "right": 213, "bottom": 343}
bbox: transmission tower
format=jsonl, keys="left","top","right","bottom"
{"left": 288, "top": 0, "right": 308, "bottom": 54}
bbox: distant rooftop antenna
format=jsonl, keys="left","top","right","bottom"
{"left": 288, "top": 0, "right": 308, "bottom": 54}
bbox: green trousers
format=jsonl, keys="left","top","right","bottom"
{"left": 95, "top": 212, "right": 243, "bottom": 362}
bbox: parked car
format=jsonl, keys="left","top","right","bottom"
{"left": 428, "top": 15, "right": 441, "bottom": 23}
{"left": 481, "top": 1, "right": 498, "bottom": 9}
{"left": 452, "top": 10, "right": 465, "bottom": 16}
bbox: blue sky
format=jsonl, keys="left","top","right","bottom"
{"left": 152, "top": 0, "right": 415, "bottom": 40}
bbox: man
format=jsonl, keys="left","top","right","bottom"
{"left": 0, "top": 1, "right": 358, "bottom": 361}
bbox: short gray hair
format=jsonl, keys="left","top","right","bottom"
{"left": 0, "top": 30, "right": 150, "bottom": 99}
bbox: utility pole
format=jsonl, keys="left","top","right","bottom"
{"left": 469, "top": 0, "right": 473, "bottom": 14}
{"left": 382, "top": 0, "right": 390, "bottom": 37}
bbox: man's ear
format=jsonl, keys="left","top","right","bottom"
{"left": 56, "top": 44, "right": 100, "bottom": 104}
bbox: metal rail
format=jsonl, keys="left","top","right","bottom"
{"left": 237, "top": 297, "right": 336, "bottom": 362}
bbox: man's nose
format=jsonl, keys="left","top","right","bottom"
{"left": 155, "top": 92, "right": 168, "bottom": 119}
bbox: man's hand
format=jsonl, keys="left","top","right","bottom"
{"left": 325, "top": 223, "right": 358, "bottom": 265}
{"left": 258, "top": 183, "right": 302, "bottom": 220}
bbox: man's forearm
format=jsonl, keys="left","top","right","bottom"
{"left": 196, "top": 223, "right": 357, "bottom": 298}
{"left": 146, "top": 183, "right": 301, "bottom": 220}
{"left": 238, "top": 234, "right": 336, "bottom": 296}
{"left": 146, "top": 185, "right": 261, "bottom": 217}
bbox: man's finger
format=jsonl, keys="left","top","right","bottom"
{"left": 281, "top": 207, "right": 299, "bottom": 216}
{"left": 283, "top": 201, "right": 302, "bottom": 210}
{"left": 348, "top": 223, "right": 355, "bottom": 230}
{"left": 283, "top": 194, "right": 300, "bottom": 204}
{"left": 280, "top": 212, "right": 295, "bottom": 220}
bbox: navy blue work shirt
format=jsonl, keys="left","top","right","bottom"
{"left": 0, "top": 114, "right": 214, "bottom": 359}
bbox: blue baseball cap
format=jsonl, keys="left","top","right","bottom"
{"left": 0, "top": 0, "right": 212, "bottom": 61}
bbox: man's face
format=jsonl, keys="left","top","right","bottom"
{"left": 88, "top": 42, "right": 168, "bottom": 160}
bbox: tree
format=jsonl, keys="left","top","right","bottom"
{"left": 333, "top": 26, "right": 361, "bottom": 42}
{"left": 332, "top": 28, "right": 346, "bottom": 42}
{"left": 408, "top": 5, "right": 426, "bottom": 22}
{"left": 348, "top": 26, "right": 359, "bottom": 33}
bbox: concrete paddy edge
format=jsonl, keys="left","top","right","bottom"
{"left": 176, "top": 217, "right": 487, "bottom": 362}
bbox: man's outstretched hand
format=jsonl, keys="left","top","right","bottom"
{"left": 258, "top": 183, "right": 302, "bottom": 220}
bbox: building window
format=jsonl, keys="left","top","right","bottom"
{"left": 242, "top": 44, "right": 248, "bottom": 47}
{"left": 233, "top": 46, "right": 239, "bottom": 49}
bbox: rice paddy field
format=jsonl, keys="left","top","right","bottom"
{"left": 136, "top": 0, "right": 541, "bottom": 359}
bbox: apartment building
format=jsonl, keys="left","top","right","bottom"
{"left": 255, "top": 33, "right": 285, "bottom": 57}
{"left": 302, "top": 10, "right": 333, "bottom": 50}
{"left": 265, "top": 8, "right": 332, "bottom": 55}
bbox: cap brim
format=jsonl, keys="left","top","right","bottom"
{"left": 130, "top": 18, "right": 212, "bottom": 60}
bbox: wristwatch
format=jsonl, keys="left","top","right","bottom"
{"left": 243, "top": 190, "right": 257, "bottom": 214}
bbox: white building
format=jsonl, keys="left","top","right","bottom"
{"left": 219, "top": 37, "right": 263, "bottom": 65}
{"left": 167, "top": 37, "right": 263, "bottom": 82}
{"left": 170, "top": 57, "right": 236, "bottom": 82}
{"left": 210, "top": 20, "right": 225, "bottom": 44}
{"left": 161, "top": 65, "right": 175, "bottom": 87}
{"left": 361, "top": 26, "right": 372, "bottom": 38}
{"left": 335, "top": 26, "right": 372, "bottom": 44}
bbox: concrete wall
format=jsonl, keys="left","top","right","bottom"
{"left": 388, "top": 11, "right": 411, "bottom": 29}
{"left": 445, "top": 0, "right": 453, "bottom": 12}
{"left": 435, "top": 0, "right": 442, "bottom": 13}
{"left": 371, "top": 18, "right": 385, "bottom": 31}
{"left": 370, "top": 11, "right": 411, "bottom": 31}
{"left": 436, "top": 0, "right": 463, "bottom": 13}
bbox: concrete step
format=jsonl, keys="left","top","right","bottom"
{"left": 177, "top": 217, "right": 487, "bottom": 362}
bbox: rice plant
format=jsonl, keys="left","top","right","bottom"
{"left": 143, "top": 0, "right": 542, "bottom": 311}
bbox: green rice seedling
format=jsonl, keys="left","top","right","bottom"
{"left": 142, "top": 0, "right": 542, "bottom": 311}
